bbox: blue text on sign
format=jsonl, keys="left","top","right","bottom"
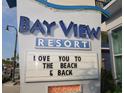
{"left": 19, "top": 16, "right": 101, "bottom": 39}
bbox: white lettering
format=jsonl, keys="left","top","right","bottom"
{"left": 82, "top": 41, "right": 87, "bottom": 48}
{"left": 64, "top": 40, "right": 71, "bottom": 48}
{"left": 56, "top": 40, "right": 61, "bottom": 47}
{"left": 38, "top": 39, "right": 44, "bottom": 46}
{"left": 48, "top": 39, "right": 54, "bottom": 47}
{"left": 74, "top": 41, "right": 79, "bottom": 48}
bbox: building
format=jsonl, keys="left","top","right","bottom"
{"left": 101, "top": 0, "right": 122, "bottom": 85}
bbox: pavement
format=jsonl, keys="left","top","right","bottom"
{"left": 2, "top": 81, "right": 20, "bottom": 93}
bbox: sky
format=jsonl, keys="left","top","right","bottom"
{"left": 2, "top": 0, "right": 17, "bottom": 59}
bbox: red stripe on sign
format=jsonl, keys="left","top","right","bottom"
{"left": 48, "top": 85, "right": 81, "bottom": 93}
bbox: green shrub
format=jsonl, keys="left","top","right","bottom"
{"left": 101, "top": 69, "right": 122, "bottom": 93}
{"left": 101, "top": 69, "right": 115, "bottom": 93}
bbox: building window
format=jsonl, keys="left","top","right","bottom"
{"left": 102, "top": 50, "right": 111, "bottom": 71}
{"left": 112, "top": 26, "right": 122, "bottom": 81}
{"left": 112, "top": 27, "right": 122, "bottom": 54}
{"left": 101, "top": 31, "right": 109, "bottom": 48}
{"left": 101, "top": 31, "right": 111, "bottom": 71}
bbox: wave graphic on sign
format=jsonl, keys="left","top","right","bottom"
{"left": 36, "top": 0, "right": 111, "bottom": 18}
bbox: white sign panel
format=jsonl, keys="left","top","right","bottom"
{"left": 25, "top": 51, "right": 99, "bottom": 82}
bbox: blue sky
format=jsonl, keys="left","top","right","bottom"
{"left": 2, "top": 0, "right": 17, "bottom": 59}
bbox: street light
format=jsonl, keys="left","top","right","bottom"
{"left": 6, "top": 25, "right": 18, "bottom": 82}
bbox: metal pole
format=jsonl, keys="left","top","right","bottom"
{"left": 6, "top": 25, "right": 18, "bottom": 82}
{"left": 12, "top": 28, "right": 18, "bottom": 82}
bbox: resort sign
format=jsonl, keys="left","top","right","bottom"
{"left": 17, "top": 0, "right": 110, "bottom": 83}
{"left": 17, "top": 0, "right": 110, "bottom": 92}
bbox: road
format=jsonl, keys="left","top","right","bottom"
{"left": 2, "top": 81, "right": 20, "bottom": 93}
